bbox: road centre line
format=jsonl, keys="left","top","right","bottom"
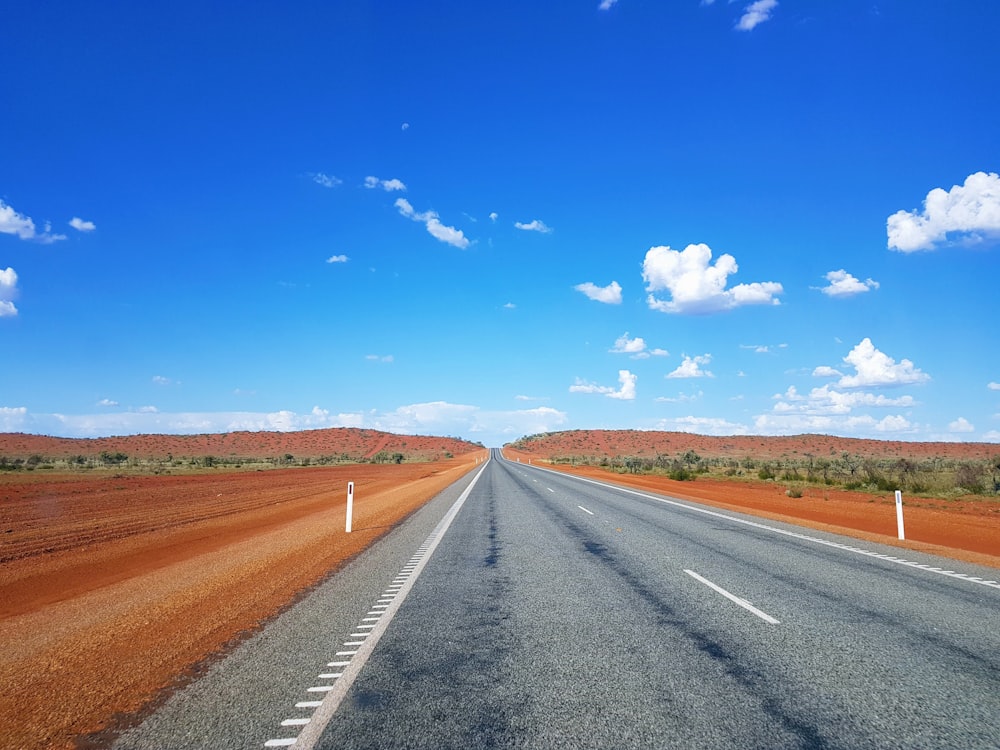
{"left": 578, "top": 505, "right": 594, "bottom": 515}
{"left": 685, "top": 569, "right": 780, "bottom": 625}
{"left": 267, "top": 460, "right": 491, "bottom": 750}
{"left": 523, "top": 463, "right": 1000, "bottom": 591}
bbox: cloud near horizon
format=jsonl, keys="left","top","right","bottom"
{"left": 0, "top": 401, "right": 569, "bottom": 444}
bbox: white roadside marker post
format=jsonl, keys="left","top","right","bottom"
{"left": 346, "top": 481, "right": 354, "bottom": 533}
{"left": 895, "top": 489, "right": 905, "bottom": 540}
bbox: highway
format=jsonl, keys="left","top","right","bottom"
{"left": 113, "top": 449, "right": 1000, "bottom": 749}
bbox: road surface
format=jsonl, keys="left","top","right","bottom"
{"left": 112, "top": 450, "right": 1000, "bottom": 749}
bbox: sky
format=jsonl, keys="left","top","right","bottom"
{"left": 2, "top": 1, "right": 999, "bottom": 448}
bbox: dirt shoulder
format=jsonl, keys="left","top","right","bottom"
{"left": 0, "top": 453, "right": 486, "bottom": 750}
{"left": 504, "top": 451, "right": 1000, "bottom": 568}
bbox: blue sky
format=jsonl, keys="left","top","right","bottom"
{"left": 2, "top": 1, "right": 999, "bottom": 448}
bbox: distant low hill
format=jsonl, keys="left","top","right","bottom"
{"left": 0, "top": 428, "right": 483, "bottom": 463}
{"left": 506, "top": 429, "right": 997, "bottom": 462}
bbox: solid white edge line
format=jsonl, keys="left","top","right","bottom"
{"left": 578, "top": 505, "right": 594, "bottom": 515}
{"left": 685, "top": 569, "right": 780, "bottom": 625}
{"left": 520, "top": 461, "right": 1000, "bottom": 591}
{"left": 289, "top": 459, "right": 491, "bottom": 750}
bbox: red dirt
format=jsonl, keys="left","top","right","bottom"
{"left": 508, "top": 428, "right": 999, "bottom": 462}
{"left": 0, "top": 427, "right": 481, "bottom": 462}
{"left": 0, "top": 450, "right": 487, "bottom": 750}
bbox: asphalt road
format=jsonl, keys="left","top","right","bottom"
{"left": 113, "top": 450, "right": 1000, "bottom": 749}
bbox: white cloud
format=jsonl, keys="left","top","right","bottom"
{"left": 0, "top": 199, "right": 66, "bottom": 243}
{"left": 887, "top": 171, "right": 1000, "bottom": 252}
{"left": 654, "top": 416, "right": 750, "bottom": 436}
{"left": 97, "top": 398, "right": 119, "bottom": 407}
{"left": 152, "top": 375, "right": 176, "bottom": 386}
{"left": 753, "top": 412, "right": 917, "bottom": 437}
{"left": 989, "top": 382, "right": 1000, "bottom": 391}
{"left": 514, "top": 219, "right": 553, "bottom": 233}
{"left": 812, "top": 365, "right": 842, "bottom": 378}
{"left": 667, "top": 354, "right": 714, "bottom": 379}
{"left": 736, "top": 0, "right": 778, "bottom": 31}
{"left": 401, "top": 122, "right": 410, "bottom": 131}
{"left": 574, "top": 280, "right": 622, "bottom": 304}
{"left": 611, "top": 332, "right": 646, "bottom": 355}
{"left": 818, "top": 269, "right": 879, "bottom": 297}
{"left": 503, "top": 302, "right": 516, "bottom": 309}
{"left": 835, "top": 338, "right": 929, "bottom": 388}
{"left": 569, "top": 370, "right": 637, "bottom": 400}
{"left": 0, "top": 267, "right": 18, "bottom": 317}
{"left": 489, "top": 212, "right": 498, "bottom": 223}
{"left": 642, "top": 243, "right": 782, "bottom": 314}
{"left": 69, "top": 217, "right": 96, "bottom": 232}
{"left": 311, "top": 172, "right": 342, "bottom": 188}
{"left": 394, "top": 198, "right": 470, "bottom": 249}
{"left": 655, "top": 390, "right": 703, "bottom": 403}
{"left": 609, "top": 370, "right": 637, "bottom": 400}
{"left": 610, "top": 332, "right": 669, "bottom": 359}
{"left": 948, "top": 417, "right": 975, "bottom": 433}
{"left": 772, "top": 384, "right": 916, "bottom": 416}
{"left": 365, "top": 176, "right": 407, "bottom": 192}
{"left": 326, "top": 254, "right": 349, "bottom": 263}
{"left": 0, "top": 200, "right": 38, "bottom": 240}
{"left": 0, "top": 402, "right": 565, "bottom": 446}
{"left": 365, "top": 354, "right": 394, "bottom": 363}
{"left": 598, "top": 0, "right": 618, "bottom": 9}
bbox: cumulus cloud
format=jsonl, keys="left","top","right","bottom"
{"left": 326, "top": 254, "right": 349, "bottom": 263}
{"left": 817, "top": 269, "right": 879, "bottom": 297}
{"left": 887, "top": 171, "right": 1000, "bottom": 252}
{"left": 812, "top": 365, "right": 842, "bottom": 378}
{"left": 772, "top": 384, "right": 916, "bottom": 415}
{"left": 69, "top": 217, "right": 96, "bottom": 232}
{"left": 948, "top": 417, "right": 975, "bottom": 433}
{"left": 642, "top": 243, "right": 782, "bottom": 314}
{"left": 989, "top": 382, "right": 1000, "bottom": 391}
{"left": 514, "top": 219, "right": 553, "bottom": 233}
{"left": 610, "top": 332, "right": 668, "bottom": 359}
{"left": 0, "top": 267, "right": 18, "bottom": 317}
{"left": 737, "top": 0, "right": 778, "bottom": 31}
{"left": 395, "top": 198, "right": 470, "bottom": 249}
{"left": 611, "top": 332, "right": 645, "bottom": 355}
{"left": 0, "top": 199, "right": 66, "bottom": 243}
{"left": 365, "top": 176, "right": 407, "bottom": 192}
{"left": 97, "top": 398, "right": 119, "bottom": 407}
{"left": 311, "top": 172, "right": 342, "bottom": 188}
{"left": 489, "top": 212, "right": 498, "bottom": 223}
{"left": 574, "top": 280, "right": 622, "bottom": 304}
{"left": 599, "top": 0, "right": 618, "bottom": 9}
{"left": 835, "top": 338, "right": 929, "bottom": 388}
{"left": 569, "top": 370, "right": 637, "bottom": 400}
{"left": 666, "top": 354, "right": 714, "bottom": 379}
